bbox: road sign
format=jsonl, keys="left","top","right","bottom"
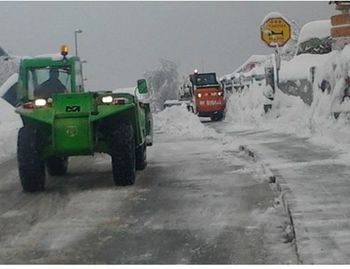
{"left": 261, "top": 17, "right": 291, "bottom": 47}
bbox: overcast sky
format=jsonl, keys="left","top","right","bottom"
{"left": 0, "top": 1, "right": 333, "bottom": 90}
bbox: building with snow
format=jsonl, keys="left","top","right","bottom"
{"left": 220, "top": 54, "right": 269, "bottom": 92}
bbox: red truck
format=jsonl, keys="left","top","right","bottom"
{"left": 190, "top": 70, "right": 226, "bottom": 121}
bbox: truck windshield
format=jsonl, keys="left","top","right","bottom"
{"left": 194, "top": 73, "right": 218, "bottom": 86}
{"left": 28, "top": 66, "right": 71, "bottom": 99}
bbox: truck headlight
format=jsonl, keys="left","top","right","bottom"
{"left": 102, "top": 96, "right": 113, "bottom": 103}
{"left": 197, "top": 93, "right": 202, "bottom": 98}
{"left": 34, "top": 99, "right": 47, "bottom": 107}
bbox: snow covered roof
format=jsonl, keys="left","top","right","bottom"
{"left": 220, "top": 54, "right": 269, "bottom": 81}
{"left": 244, "top": 64, "right": 266, "bottom": 77}
{"left": 33, "top": 53, "right": 65, "bottom": 60}
{"left": 25, "top": 53, "right": 77, "bottom": 61}
{"left": 233, "top": 55, "right": 269, "bottom": 74}
{"left": 298, "top": 20, "right": 331, "bottom": 44}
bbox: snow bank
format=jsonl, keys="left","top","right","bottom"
{"left": 226, "top": 81, "right": 311, "bottom": 136}
{"left": 225, "top": 73, "right": 350, "bottom": 150}
{"left": 153, "top": 106, "right": 218, "bottom": 138}
{"left": 279, "top": 53, "right": 333, "bottom": 81}
{"left": 0, "top": 99, "right": 21, "bottom": 162}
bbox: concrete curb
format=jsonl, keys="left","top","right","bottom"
{"left": 239, "top": 144, "right": 302, "bottom": 264}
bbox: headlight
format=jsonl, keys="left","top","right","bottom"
{"left": 197, "top": 93, "right": 202, "bottom": 98}
{"left": 218, "top": 91, "right": 224, "bottom": 96}
{"left": 102, "top": 96, "right": 113, "bottom": 103}
{"left": 34, "top": 99, "right": 47, "bottom": 107}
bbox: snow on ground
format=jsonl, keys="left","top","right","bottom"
{"left": 153, "top": 106, "right": 219, "bottom": 138}
{"left": 0, "top": 98, "right": 21, "bottom": 162}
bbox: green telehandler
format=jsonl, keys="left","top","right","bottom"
{"left": 9, "top": 45, "right": 152, "bottom": 192}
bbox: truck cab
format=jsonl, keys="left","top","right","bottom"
{"left": 190, "top": 70, "right": 226, "bottom": 121}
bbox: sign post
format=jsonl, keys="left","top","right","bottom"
{"left": 260, "top": 15, "right": 291, "bottom": 105}
{"left": 261, "top": 17, "right": 291, "bottom": 48}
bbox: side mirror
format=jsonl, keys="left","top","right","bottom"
{"left": 137, "top": 79, "right": 148, "bottom": 94}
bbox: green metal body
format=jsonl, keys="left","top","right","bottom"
{"left": 15, "top": 55, "right": 152, "bottom": 159}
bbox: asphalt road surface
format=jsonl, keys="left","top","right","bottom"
{"left": 0, "top": 129, "right": 297, "bottom": 264}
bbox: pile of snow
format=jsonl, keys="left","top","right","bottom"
{"left": 226, "top": 81, "right": 310, "bottom": 135}
{"left": 153, "top": 106, "right": 218, "bottom": 138}
{"left": 226, "top": 75, "right": 350, "bottom": 149}
{"left": 279, "top": 52, "right": 334, "bottom": 82}
{"left": 0, "top": 98, "right": 21, "bottom": 162}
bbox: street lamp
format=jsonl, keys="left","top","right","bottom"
{"left": 74, "top": 29, "right": 83, "bottom": 57}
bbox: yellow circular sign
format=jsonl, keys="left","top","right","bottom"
{"left": 261, "top": 17, "right": 291, "bottom": 47}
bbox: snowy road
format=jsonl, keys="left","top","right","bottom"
{"left": 0, "top": 129, "right": 296, "bottom": 264}
{"left": 210, "top": 121, "right": 350, "bottom": 264}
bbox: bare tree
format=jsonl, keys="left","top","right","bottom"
{"left": 144, "top": 59, "right": 179, "bottom": 111}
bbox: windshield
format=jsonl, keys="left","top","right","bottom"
{"left": 28, "top": 66, "right": 71, "bottom": 99}
{"left": 194, "top": 73, "right": 218, "bottom": 86}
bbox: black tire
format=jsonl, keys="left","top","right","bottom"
{"left": 264, "top": 104, "right": 272, "bottom": 113}
{"left": 136, "top": 143, "right": 147, "bottom": 171}
{"left": 211, "top": 111, "right": 224, "bottom": 121}
{"left": 110, "top": 121, "right": 136, "bottom": 186}
{"left": 46, "top": 156, "right": 68, "bottom": 176}
{"left": 17, "top": 126, "right": 45, "bottom": 192}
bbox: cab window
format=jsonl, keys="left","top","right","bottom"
{"left": 27, "top": 66, "right": 72, "bottom": 99}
